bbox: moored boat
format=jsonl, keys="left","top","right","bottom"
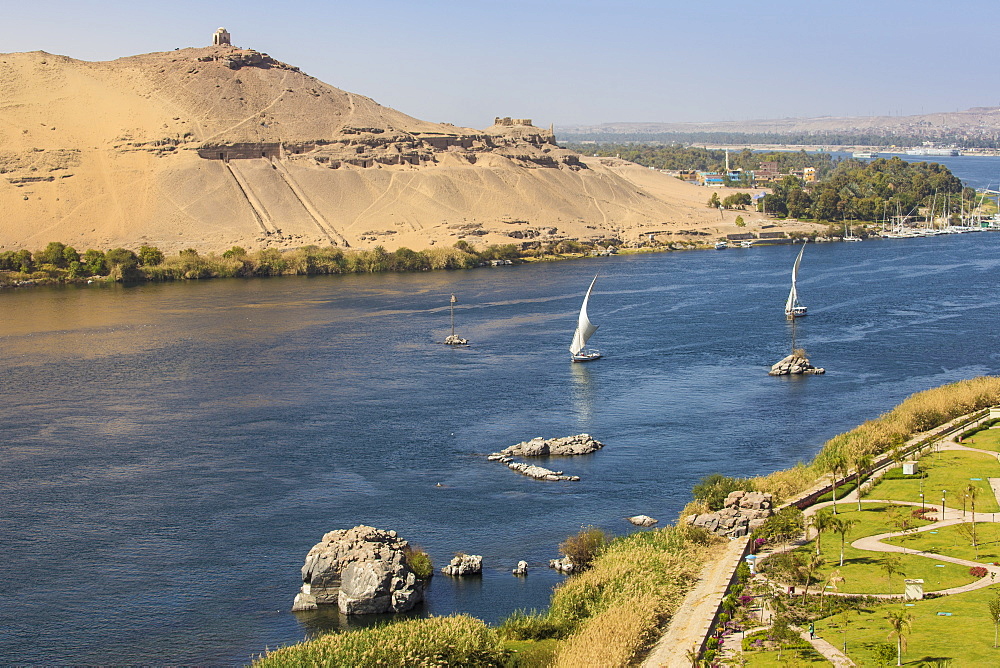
{"left": 784, "top": 241, "right": 807, "bottom": 319}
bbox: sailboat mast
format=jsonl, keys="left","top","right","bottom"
{"left": 450, "top": 294, "right": 456, "bottom": 337}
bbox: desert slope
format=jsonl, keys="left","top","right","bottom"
{"left": 0, "top": 42, "right": 753, "bottom": 253}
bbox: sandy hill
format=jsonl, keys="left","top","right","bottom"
{"left": 0, "top": 39, "right": 773, "bottom": 254}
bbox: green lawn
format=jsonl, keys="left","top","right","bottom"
{"left": 816, "top": 584, "right": 1000, "bottom": 666}
{"left": 816, "top": 477, "right": 860, "bottom": 505}
{"left": 885, "top": 521, "right": 1000, "bottom": 563}
{"left": 777, "top": 504, "right": 975, "bottom": 594}
{"left": 961, "top": 427, "right": 1000, "bottom": 453}
{"left": 742, "top": 646, "right": 828, "bottom": 666}
{"left": 867, "top": 450, "right": 1000, "bottom": 514}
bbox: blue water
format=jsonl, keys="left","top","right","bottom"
{"left": 4, "top": 233, "right": 1000, "bottom": 663}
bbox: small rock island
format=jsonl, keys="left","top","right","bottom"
{"left": 292, "top": 525, "right": 426, "bottom": 615}
{"left": 768, "top": 353, "right": 825, "bottom": 376}
{"left": 487, "top": 434, "right": 604, "bottom": 481}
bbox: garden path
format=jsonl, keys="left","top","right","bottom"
{"left": 641, "top": 536, "right": 750, "bottom": 667}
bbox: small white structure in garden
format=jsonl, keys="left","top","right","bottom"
{"left": 904, "top": 579, "right": 924, "bottom": 600}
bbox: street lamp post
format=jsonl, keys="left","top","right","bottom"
{"left": 920, "top": 493, "right": 924, "bottom": 511}
{"left": 942, "top": 490, "right": 947, "bottom": 520}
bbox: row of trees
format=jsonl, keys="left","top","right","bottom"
{"left": 1, "top": 238, "right": 624, "bottom": 285}
{"left": 564, "top": 143, "right": 838, "bottom": 180}
{"left": 759, "top": 157, "right": 973, "bottom": 222}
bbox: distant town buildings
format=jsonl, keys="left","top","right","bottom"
{"left": 665, "top": 162, "right": 816, "bottom": 187}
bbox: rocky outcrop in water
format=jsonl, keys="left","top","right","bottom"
{"left": 769, "top": 354, "right": 825, "bottom": 376}
{"left": 549, "top": 557, "right": 575, "bottom": 573}
{"left": 440, "top": 553, "right": 482, "bottom": 576}
{"left": 486, "top": 434, "right": 603, "bottom": 481}
{"left": 512, "top": 560, "right": 528, "bottom": 576}
{"left": 490, "top": 434, "right": 604, "bottom": 458}
{"left": 628, "top": 515, "right": 658, "bottom": 527}
{"left": 502, "top": 461, "right": 580, "bottom": 481}
{"left": 291, "top": 525, "right": 424, "bottom": 615}
{"left": 686, "top": 491, "right": 773, "bottom": 539}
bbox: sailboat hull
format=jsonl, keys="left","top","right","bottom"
{"left": 572, "top": 351, "right": 602, "bottom": 363}
{"left": 785, "top": 307, "right": 807, "bottom": 318}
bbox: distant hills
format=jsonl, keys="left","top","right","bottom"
{"left": 557, "top": 108, "right": 1000, "bottom": 146}
{"left": 0, "top": 37, "right": 744, "bottom": 254}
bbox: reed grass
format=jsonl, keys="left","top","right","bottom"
{"left": 752, "top": 377, "right": 1000, "bottom": 501}
{"left": 548, "top": 526, "right": 720, "bottom": 666}
{"left": 254, "top": 614, "right": 507, "bottom": 667}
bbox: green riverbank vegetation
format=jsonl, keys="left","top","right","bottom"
{"left": 255, "top": 525, "right": 721, "bottom": 667}
{"left": 0, "top": 237, "right": 654, "bottom": 288}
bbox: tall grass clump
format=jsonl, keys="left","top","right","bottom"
{"left": 254, "top": 614, "right": 507, "bottom": 667}
{"left": 546, "top": 525, "right": 720, "bottom": 666}
{"left": 558, "top": 526, "right": 608, "bottom": 570}
{"left": 752, "top": 377, "right": 1000, "bottom": 502}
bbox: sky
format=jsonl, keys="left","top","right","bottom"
{"left": 2, "top": 0, "right": 997, "bottom": 129}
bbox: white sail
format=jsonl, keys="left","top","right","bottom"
{"left": 784, "top": 242, "right": 805, "bottom": 315}
{"left": 569, "top": 275, "right": 600, "bottom": 355}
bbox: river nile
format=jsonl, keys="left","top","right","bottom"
{"left": 4, "top": 233, "right": 1000, "bottom": 664}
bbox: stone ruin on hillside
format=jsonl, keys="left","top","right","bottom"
{"left": 686, "top": 490, "right": 773, "bottom": 539}
{"left": 213, "top": 27, "right": 231, "bottom": 46}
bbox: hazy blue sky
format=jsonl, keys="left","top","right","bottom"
{"left": 3, "top": 0, "right": 996, "bottom": 129}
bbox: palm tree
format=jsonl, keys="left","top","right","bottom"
{"left": 828, "top": 455, "right": 847, "bottom": 514}
{"left": 852, "top": 452, "right": 874, "bottom": 511}
{"left": 880, "top": 553, "right": 902, "bottom": 596}
{"left": 966, "top": 482, "right": 979, "bottom": 548}
{"left": 988, "top": 591, "right": 1000, "bottom": 649}
{"left": 799, "top": 553, "right": 825, "bottom": 598}
{"left": 811, "top": 511, "right": 835, "bottom": 556}
{"left": 831, "top": 517, "right": 858, "bottom": 567}
{"left": 886, "top": 608, "right": 913, "bottom": 666}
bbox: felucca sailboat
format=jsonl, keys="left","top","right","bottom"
{"left": 784, "top": 241, "right": 807, "bottom": 318}
{"left": 570, "top": 275, "right": 602, "bottom": 362}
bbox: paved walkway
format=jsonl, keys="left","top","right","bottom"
{"left": 641, "top": 536, "right": 749, "bottom": 667}
{"left": 717, "top": 623, "right": 856, "bottom": 667}
{"left": 795, "top": 627, "right": 855, "bottom": 667}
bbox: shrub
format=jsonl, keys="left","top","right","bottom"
{"left": 870, "top": 641, "right": 896, "bottom": 666}
{"left": 692, "top": 473, "right": 754, "bottom": 511}
{"left": 970, "top": 566, "right": 988, "bottom": 578}
{"left": 558, "top": 526, "right": 608, "bottom": 570}
{"left": 403, "top": 545, "right": 433, "bottom": 581}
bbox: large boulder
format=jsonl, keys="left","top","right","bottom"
{"left": 291, "top": 525, "right": 424, "bottom": 615}
{"left": 338, "top": 561, "right": 422, "bottom": 615}
{"left": 687, "top": 491, "right": 775, "bottom": 539}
